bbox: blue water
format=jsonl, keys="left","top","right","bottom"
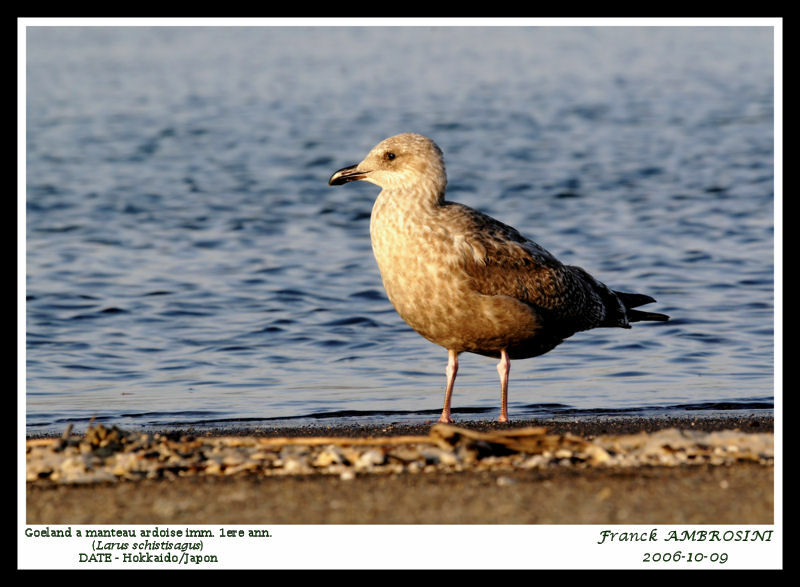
{"left": 24, "top": 26, "right": 775, "bottom": 434}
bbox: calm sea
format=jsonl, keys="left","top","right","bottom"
{"left": 25, "top": 25, "right": 775, "bottom": 434}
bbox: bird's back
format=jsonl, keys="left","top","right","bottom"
{"left": 439, "top": 201, "right": 630, "bottom": 328}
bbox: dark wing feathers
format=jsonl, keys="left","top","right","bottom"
{"left": 626, "top": 308, "right": 670, "bottom": 323}
{"left": 445, "top": 203, "right": 668, "bottom": 330}
{"left": 613, "top": 291, "right": 669, "bottom": 322}
{"left": 614, "top": 291, "right": 655, "bottom": 309}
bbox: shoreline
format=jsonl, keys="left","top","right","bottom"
{"left": 26, "top": 411, "right": 775, "bottom": 440}
{"left": 195, "top": 412, "right": 775, "bottom": 437}
{"left": 26, "top": 413, "right": 775, "bottom": 525}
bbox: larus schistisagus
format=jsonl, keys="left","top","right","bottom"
{"left": 329, "top": 133, "right": 669, "bottom": 423}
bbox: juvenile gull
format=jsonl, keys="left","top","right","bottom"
{"left": 329, "top": 133, "right": 669, "bottom": 423}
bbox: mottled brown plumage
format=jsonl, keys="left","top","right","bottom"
{"left": 329, "top": 133, "right": 668, "bottom": 423}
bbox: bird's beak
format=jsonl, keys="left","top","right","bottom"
{"left": 328, "top": 164, "right": 369, "bottom": 186}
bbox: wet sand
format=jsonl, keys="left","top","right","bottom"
{"left": 26, "top": 414, "right": 774, "bottom": 525}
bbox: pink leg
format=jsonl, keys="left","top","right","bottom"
{"left": 497, "top": 349, "right": 510, "bottom": 422}
{"left": 439, "top": 349, "right": 458, "bottom": 423}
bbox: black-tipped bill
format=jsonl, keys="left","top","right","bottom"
{"left": 329, "top": 164, "right": 368, "bottom": 186}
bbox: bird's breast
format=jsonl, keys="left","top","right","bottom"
{"left": 368, "top": 194, "right": 542, "bottom": 353}
{"left": 370, "top": 195, "right": 466, "bottom": 315}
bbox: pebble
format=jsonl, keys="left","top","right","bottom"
{"left": 355, "top": 449, "right": 385, "bottom": 470}
{"left": 25, "top": 422, "right": 774, "bottom": 486}
{"left": 313, "top": 446, "right": 346, "bottom": 467}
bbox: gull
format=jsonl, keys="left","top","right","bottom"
{"left": 329, "top": 133, "right": 669, "bottom": 423}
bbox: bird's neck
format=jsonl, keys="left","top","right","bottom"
{"left": 379, "top": 179, "right": 446, "bottom": 212}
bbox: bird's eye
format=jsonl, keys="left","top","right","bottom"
{"left": 385, "top": 152, "right": 396, "bottom": 161}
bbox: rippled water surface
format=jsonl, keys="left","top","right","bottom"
{"left": 25, "top": 26, "right": 775, "bottom": 433}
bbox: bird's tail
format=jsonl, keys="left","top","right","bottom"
{"left": 627, "top": 309, "right": 670, "bottom": 322}
{"left": 614, "top": 291, "right": 670, "bottom": 323}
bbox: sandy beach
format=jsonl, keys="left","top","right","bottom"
{"left": 26, "top": 414, "right": 774, "bottom": 525}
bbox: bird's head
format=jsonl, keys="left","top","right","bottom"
{"left": 328, "top": 133, "right": 447, "bottom": 196}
